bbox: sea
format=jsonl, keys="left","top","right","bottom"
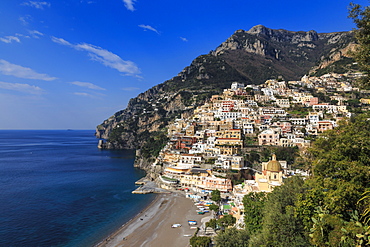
{"left": 0, "top": 130, "right": 155, "bottom": 247}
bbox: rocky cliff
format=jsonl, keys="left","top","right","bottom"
{"left": 96, "top": 25, "right": 357, "bottom": 168}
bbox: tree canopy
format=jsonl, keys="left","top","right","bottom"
{"left": 211, "top": 189, "right": 222, "bottom": 203}
{"left": 214, "top": 228, "right": 250, "bottom": 247}
{"left": 296, "top": 113, "right": 370, "bottom": 246}
{"left": 189, "top": 236, "right": 211, "bottom": 247}
{"left": 242, "top": 192, "right": 267, "bottom": 234}
{"left": 349, "top": 2, "right": 370, "bottom": 88}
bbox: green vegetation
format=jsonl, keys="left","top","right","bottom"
{"left": 250, "top": 146, "right": 300, "bottom": 164}
{"left": 226, "top": 170, "right": 253, "bottom": 185}
{"left": 139, "top": 131, "right": 169, "bottom": 159}
{"left": 251, "top": 176, "right": 310, "bottom": 246}
{"left": 288, "top": 105, "right": 310, "bottom": 117}
{"left": 211, "top": 189, "right": 221, "bottom": 204}
{"left": 349, "top": 2, "right": 370, "bottom": 88}
{"left": 205, "top": 218, "right": 218, "bottom": 232}
{"left": 214, "top": 113, "right": 370, "bottom": 246}
{"left": 242, "top": 192, "right": 267, "bottom": 234}
{"left": 214, "top": 228, "right": 250, "bottom": 247}
{"left": 209, "top": 203, "right": 219, "bottom": 212}
{"left": 189, "top": 236, "right": 212, "bottom": 247}
{"left": 179, "top": 91, "right": 194, "bottom": 106}
{"left": 245, "top": 151, "right": 260, "bottom": 164}
{"left": 161, "top": 176, "right": 177, "bottom": 182}
{"left": 313, "top": 57, "right": 357, "bottom": 77}
{"left": 244, "top": 136, "right": 257, "bottom": 146}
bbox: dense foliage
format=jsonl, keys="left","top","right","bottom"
{"left": 211, "top": 189, "right": 222, "bottom": 204}
{"left": 242, "top": 192, "right": 267, "bottom": 234}
{"left": 189, "top": 236, "right": 212, "bottom": 247}
{"left": 214, "top": 228, "right": 250, "bottom": 247}
{"left": 349, "top": 2, "right": 370, "bottom": 88}
{"left": 214, "top": 113, "right": 370, "bottom": 247}
{"left": 250, "top": 176, "right": 310, "bottom": 247}
{"left": 296, "top": 113, "right": 370, "bottom": 246}
{"left": 139, "top": 131, "right": 169, "bottom": 159}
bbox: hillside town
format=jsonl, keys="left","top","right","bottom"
{"left": 142, "top": 72, "right": 369, "bottom": 230}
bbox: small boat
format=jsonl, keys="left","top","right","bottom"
{"left": 188, "top": 220, "right": 197, "bottom": 225}
{"left": 171, "top": 224, "right": 182, "bottom": 228}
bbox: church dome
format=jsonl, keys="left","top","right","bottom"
{"left": 266, "top": 154, "right": 283, "bottom": 172}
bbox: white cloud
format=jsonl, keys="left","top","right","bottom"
{"left": 122, "top": 0, "right": 135, "bottom": 11}
{"left": 180, "top": 37, "right": 188, "bottom": 42}
{"left": 0, "top": 81, "right": 44, "bottom": 94}
{"left": 139, "top": 24, "right": 159, "bottom": 34}
{"left": 28, "top": 30, "right": 44, "bottom": 38}
{"left": 15, "top": 33, "right": 30, "bottom": 38}
{"left": 73, "top": 92, "right": 105, "bottom": 98}
{"left": 70, "top": 81, "right": 106, "bottom": 90}
{"left": 51, "top": 36, "right": 72, "bottom": 46}
{"left": 121, "top": 87, "right": 140, "bottom": 91}
{"left": 0, "top": 31, "right": 41, "bottom": 43}
{"left": 0, "top": 59, "right": 57, "bottom": 81}
{"left": 74, "top": 92, "right": 92, "bottom": 97}
{"left": 52, "top": 37, "right": 141, "bottom": 76}
{"left": 19, "top": 15, "right": 33, "bottom": 26}
{"left": 22, "top": 1, "right": 51, "bottom": 9}
{"left": 0, "top": 36, "right": 21, "bottom": 44}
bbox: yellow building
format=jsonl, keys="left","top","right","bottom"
{"left": 185, "top": 125, "right": 195, "bottom": 136}
{"left": 215, "top": 138, "right": 243, "bottom": 147}
{"left": 218, "top": 145, "right": 240, "bottom": 155}
{"left": 179, "top": 169, "right": 211, "bottom": 188}
{"left": 254, "top": 154, "right": 284, "bottom": 192}
{"left": 216, "top": 129, "right": 242, "bottom": 139}
{"left": 162, "top": 152, "right": 180, "bottom": 164}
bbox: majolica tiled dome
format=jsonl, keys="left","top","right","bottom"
{"left": 266, "top": 154, "right": 283, "bottom": 172}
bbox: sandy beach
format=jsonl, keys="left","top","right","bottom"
{"left": 97, "top": 192, "right": 209, "bottom": 247}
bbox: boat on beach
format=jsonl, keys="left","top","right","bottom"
{"left": 188, "top": 220, "right": 197, "bottom": 225}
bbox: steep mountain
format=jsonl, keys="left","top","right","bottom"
{"left": 95, "top": 25, "right": 357, "bottom": 163}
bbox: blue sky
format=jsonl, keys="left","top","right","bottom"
{"left": 0, "top": 0, "right": 367, "bottom": 129}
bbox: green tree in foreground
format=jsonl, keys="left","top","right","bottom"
{"left": 349, "top": 2, "right": 370, "bottom": 88}
{"left": 214, "top": 227, "right": 249, "bottom": 247}
{"left": 189, "top": 236, "right": 211, "bottom": 247}
{"left": 209, "top": 203, "right": 219, "bottom": 213}
{"left": 242, "top": 192, "right": 267, "bottom": 234}
{"left": 217, "top": 214, "right": 236, "bottom": 230}
{"left": 306, "top": 115, "right": 370, "bottom": 218}
{"left": 296, "top": 113, "right": 370, "bottom": 246}
{"left": 250, "top": 176, "right": 310, "bottom": 247}
{"left": 211, "top": 189, "right": 221, "bottom": 204}
{"left": 205, "top": 218, "right": 218, "bottom": 233}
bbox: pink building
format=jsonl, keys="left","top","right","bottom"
{"left": 317, "top": 121, "right": 333, "bottom": 132}
{"left": 258, "top": 129, "right": 280, "bottom": 146}
{"left": 309, "top": 97, "right": 319, "bottom": 106}
{"left": 202, "top": 177, "right": 233, "bottom": 192}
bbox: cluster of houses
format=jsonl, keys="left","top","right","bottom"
{"left": 151, "top": 73, "right": 364, "bottom": 222}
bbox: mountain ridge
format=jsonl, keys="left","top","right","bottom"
{"left": 95, "top": 25, "right": 358, "bottom": 161}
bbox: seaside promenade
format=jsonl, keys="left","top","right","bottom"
{"left": 98, "top": 192, "right": 209, "bottom": 247}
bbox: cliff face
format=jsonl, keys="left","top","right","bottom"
{"left": 96, "top": 25, "right": 356, "bottom": 161}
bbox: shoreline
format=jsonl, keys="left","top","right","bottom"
{"left": 96, "top": 191, "right": 210, "bottom": 247}
{"left": 95, "top": 193, "right": 160, "bottom": 247}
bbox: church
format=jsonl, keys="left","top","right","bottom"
{"left": 254, "top": 154, "right": 284, "bottom": 192}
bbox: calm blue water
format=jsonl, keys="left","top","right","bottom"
{"left": 0, "top": 130, "right": 155, "bottom": 247}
